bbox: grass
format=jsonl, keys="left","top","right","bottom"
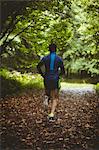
{"left": 0, "top": 68, "right": 43, "bottom": 88}
{"left": 0, "top": 68, "right": 44, "bottom": 97}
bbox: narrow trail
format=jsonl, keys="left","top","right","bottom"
{"left": 60, "top": 84, "right": 96, "bottom": 100}
{"left": 1, "top": 86, "right": 99, "bottom": 150}
{"left": 61, "top": 85, "right": 95, "bottom": 94}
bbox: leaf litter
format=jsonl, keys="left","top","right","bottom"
{"left": 1, "top": 89, "right": 99, "bottom": 150}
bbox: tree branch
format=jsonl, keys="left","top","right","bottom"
{"left": 1, "top": 21, "right": 34, "bottom": 54}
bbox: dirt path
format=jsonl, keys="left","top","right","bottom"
{"left": 60, "top": 84, "right": 96, "bottom": 100}
{"left": 61, "top": 83, "right": 96, "bottom": 93}
{"left": 1, "top": 87, "right": 99, "bottom": 150}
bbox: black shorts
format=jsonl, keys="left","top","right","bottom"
{"left": 44, "top": 78, "right": 59, "bottom": 90}
{"left": 44, "top": 73, "right": 59, "bottom": 91}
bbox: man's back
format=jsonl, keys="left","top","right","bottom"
{"left": 37, "top": 52, "right": 65, "bottom": 77}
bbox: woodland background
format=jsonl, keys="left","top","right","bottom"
{"left": 0, "top": 1, "right": 99, "bottom": 150}
{"left": 0, "top": 0, "right": 99, "bottom": 97}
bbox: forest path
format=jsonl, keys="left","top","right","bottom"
{"left": 60, "top": 83, "right": 96, "bottom": 100}
{"left": 1, "top": 85, "right": 99, "bottom": 150}
{"left": 61, "top": 83, "right": 96, "bottom": 94}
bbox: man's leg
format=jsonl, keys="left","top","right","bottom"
{"left": 43, "top": 89, "right": 50, "bottom": 106}
{"left": 48, "top": 89, "right": 59, "bottom": 118}
{"left": 45, "top": 89, "right": 50, "bottom": 99}
{"left": 44, "top": 77, "right": 51, "bottom": 105}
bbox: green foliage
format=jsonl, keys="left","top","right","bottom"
{"left": 95, "top": 83, "right": 99, "bottom": 94}
{"left": 0, "top": 68, "right": 44, "bottom": 97}
{"left": 1, "top": 0, "right": 99, "bottom": 77}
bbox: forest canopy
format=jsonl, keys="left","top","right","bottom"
{"left": 0, "top": 0, "right": 99, "bottom": 77}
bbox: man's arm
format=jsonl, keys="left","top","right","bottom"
{"left": 59, "top": 60, "right": 65, "bottom": 76}
{"left": 37, "top": 58, "right": 45, "bottom": 77}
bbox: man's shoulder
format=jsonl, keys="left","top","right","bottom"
{"left": 42, "top": 54, "right": 50, "bottom": 61}
{"left": 42, "top": 54, "right": 62, "bottom": 62}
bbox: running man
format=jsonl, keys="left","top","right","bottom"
{"left": 37, "top": 43, "right": 65, "bottom": 120}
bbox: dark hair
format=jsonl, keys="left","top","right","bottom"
{"left": 49, "top": 43, "right": 57, "bottom": 52}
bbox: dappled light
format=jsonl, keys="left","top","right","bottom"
{"left": 0, "top": 69, "right": 44, "bottom": 97}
